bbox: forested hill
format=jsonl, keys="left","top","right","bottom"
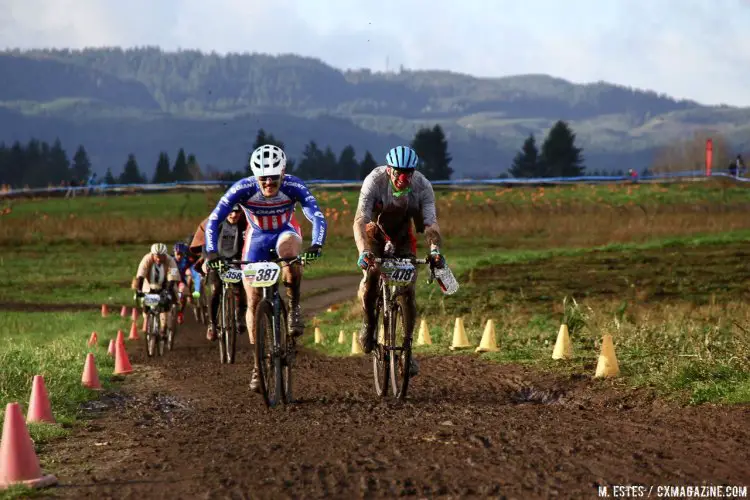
{"left": 1, "top": 47, "right": 748, "bottom": 177}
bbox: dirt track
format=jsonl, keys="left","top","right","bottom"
{"left": 32, "top": 274, "right": 750, "bottom": 499}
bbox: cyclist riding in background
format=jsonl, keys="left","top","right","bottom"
{"left": 132, "top": 243, "right": 182, "bottom": 339}
{"left": 353, "top": 145, "right": 447, "bottom": 377}
{"left": 171, "top": 241, "right": 197, "bottom": 325}
{"left": 205, "top": 144, "right": 328, "bottom": 392}
{"left": 195, "top": 204, "right": 249, "bottom": 342}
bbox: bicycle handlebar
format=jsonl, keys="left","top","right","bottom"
{"left": 226, "top": 255, "right": 306, "bottom": 267}
{"left": 372, "top": 256, "right": 437, "bottom": 284}
{"left": 372, "top": 257, "right": 430, "bottom": 264}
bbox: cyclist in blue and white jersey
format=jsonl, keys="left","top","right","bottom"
{"left": 205, "top": 144, "right": 327, "bottom": 392}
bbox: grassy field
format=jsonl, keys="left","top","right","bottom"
{"left": 2, "top": 179, "right": 750, "bottom": 451}
{"left": 304, "top": 232, "right": 750, "bottom": 405}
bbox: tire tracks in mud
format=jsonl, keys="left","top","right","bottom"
{"left": 24, "top": 274, "right": 750, "bottom": 499}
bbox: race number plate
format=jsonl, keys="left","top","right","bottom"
{"left": 220, "top": 268, "right": 243, "bottom": 283}
{"left": 382, "top": 262, "right": 416, "bottom": 286}
{"left": 243, "top": 262, "right": 281, "bottom": 288}
{"left": 143, "top": 293, "right": 161, "bottom": 307}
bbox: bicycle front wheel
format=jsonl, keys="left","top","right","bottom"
{"left": 147, "top": 313, "right": 158, "bottom": 358}
{"left": 372, "top": 294, "right": 389, "bottom": 397}
{"left": 278, "top": 300, "right": 294, "bottom": 404}
{"left": 255, "top": 299, "right": 281, "bottom": 408}
{"left": 389, "top": 295, "right": 412, "bottom": 400}
{"left": 218, "top": 290, "right": 228, "bottom": 364}
{"left": 224, "top": 289, "right": 237, "bottom": 364}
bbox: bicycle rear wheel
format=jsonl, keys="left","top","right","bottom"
{"left": 389, "top": 295, "right": 412, "bottom": 399}
{"left": 255, "top": 299, "right": 281, "bottom": 407}
{"left": 372, "top": 291, "right": 389, "bottom": 397}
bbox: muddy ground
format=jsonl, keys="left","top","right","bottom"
{"left": 15, "top": 253, "right": 750, "bottom": 499}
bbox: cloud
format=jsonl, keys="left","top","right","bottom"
{"left": 0, "top": 0, "right": 125, "bottom": 47}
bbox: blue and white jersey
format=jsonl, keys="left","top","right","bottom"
{"left": 205, "top": 175, "right": 327, "bottom": 254}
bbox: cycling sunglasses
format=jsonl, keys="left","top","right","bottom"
{"left": 259, "top": 175, "right": 281, "bottom": 183}
{"left": 390, "top": 167, "right": 414, "bottom": 177}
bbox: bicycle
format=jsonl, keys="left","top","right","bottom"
{"left": 139, "top": 289, "right": 176, "bottom": 357}
{"left": 370, "top": 245, "right": 459, "bottom": 400}
{"left": 234, "top": 250, "right": 307, "bottom": 408}
{"left": 214, "top": 262, "right": 246, "bottom": 365}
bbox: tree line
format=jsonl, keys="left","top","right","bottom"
{"left": 0, "top": 123, "right": 455, "bottom": 188}
{"left": 1, "top": 120, "right": 604, "bottom": 188}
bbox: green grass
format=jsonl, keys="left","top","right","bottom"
{"left": 305, "top": 232, "right": 750, "bottom": 405}
{"left": 0, "top": 311, "right": 131, "bottom": 440}
{"left": 0, "top": 243, "right": 143, "bottom": 305}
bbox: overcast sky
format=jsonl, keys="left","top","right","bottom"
{"left": 1, "top": 0, "right": 748, "bottom": 107}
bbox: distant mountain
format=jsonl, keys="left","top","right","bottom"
{"left": 1, "top": 47, "right": 748, "bottom": 178}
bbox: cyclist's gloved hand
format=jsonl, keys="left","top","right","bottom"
{"left": 429, "top": 249, "right": 446, "bottom": 269}
{"left": 357, "top": 250, "right": 374, "bottom": 271}
{"left": 206, "top": 252, "right": 226, "bottom": 272}
{"left": 302, "top": 244, "right": 322, "bottom": 262}
{"left": 133, "top": 290, "right": 144, "bottom": 303}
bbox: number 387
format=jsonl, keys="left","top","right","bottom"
{"left": 256, "top": 268, "right": 279, "bottom": 282}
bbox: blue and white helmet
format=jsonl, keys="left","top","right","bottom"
{"left": 385, "top": 146, "right": 420, "bottom": 170}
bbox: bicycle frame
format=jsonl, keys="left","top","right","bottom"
{"left": 372, "top": 255, "right": 433, "bottom": 399}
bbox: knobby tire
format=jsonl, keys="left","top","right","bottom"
{"left": 255, "top": 299, "right": 281, "bottom": 408}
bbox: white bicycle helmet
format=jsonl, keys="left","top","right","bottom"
{"left": 150, "top": 243, "right": 168, "bottom": 255}
{"left": 249, "top": 144, "right": 287, "bottom": 177}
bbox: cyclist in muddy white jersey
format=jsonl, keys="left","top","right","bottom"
{"left": 353, "top": 145, "right": 447, "bottom": 376}
{"left": 205, "top": 144, "right": 328, "bottom": 392}
{"left": 132, "top": 243, "right": 181, "bottom": 339}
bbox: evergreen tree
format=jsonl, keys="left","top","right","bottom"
{"left": 172, "top": 148, "right": 191, "bottom": 181}
{"left": 410, "top": 124, "right": 453, "bottom": 180}
{"left": 337, "top": 145, "right": 358, "bottom": 180}
{"left": 153, "top": 152, "right": 172, "bottom": 183}
{"left": 71, "top": 145, "right": 92, "bottom": 183}
{"left": 48, "top": 138, "right": 70, "bottom": 184}
{"left": 119, "top": 154, "right": 146, "bottom": 184}
{"left": 321, "top": 146, "right": 338, "bottom": 179}
{"left": 103, "top": 167, "right": 116, "bottom": 185}
{"left": 509, "top": 134, "right": 539, "bottom": 178}
{"left": 538, "top": 120, "right": 585, "bottom": 177}
{"left": 294, "top": 141, "right": 324, "bottom": 180}
{"left": 358, "top": 150, "right": 378, "bottom": 180}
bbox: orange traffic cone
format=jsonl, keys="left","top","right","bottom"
{"left": 128, "top": 322, "right": 140, "bottom": 341}
{"left": 87, "top": 331, "right": 98, "bottom": 347}
{"left": 0, "top": 403, "right": 58, "bottom": 490}
{"left": 120, "top": 306, "right": 128, "bottom": 317}
{"left": 115, "top": 329, "right": 124, "bottom": 345}
{"left": 81, "top": 353, "right": 102, "bottom": 390}
{"left": 26, "top": 376, "right": 54, "bottom": 424}
{"left": 107, "top": 339, "right": 115, "bottom": 357}
{"left": 131, "top": 307, "right": 138, "bottom": 321}
{"left": 114, "top": 340, "right": 133, "bottom": 375}
{"left": 101, "top": 304, "right": 108, "bottom": 317}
